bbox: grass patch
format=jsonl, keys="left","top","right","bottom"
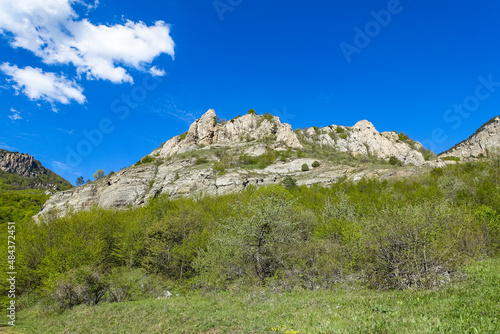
{"left": 16, "top": 258, "right": 500, "bottom": 333}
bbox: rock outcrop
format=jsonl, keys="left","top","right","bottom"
{"left": 0, "top": 149, "right": 72, "bottom": 190}
{"left": 0, "top": 150, "right": 47, "bottom": 178}
{"left": 297, "top": 120, "right": 433, "bottom": 166}
{"left": 36, "top": 109, "right": 443, "bottom": 219}
{"left": 439, "top": 116, "right": 500, "bottom": 160}
{"left": 150, "top": 110, "right": 302, "bottom": 158}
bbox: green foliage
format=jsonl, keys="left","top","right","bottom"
{"left": 195, "top": 157, "right": 209, "bottom": 165}
{"left": 0, "top": 190, "right": 48, "bottom": 223}
{"left": 441, "top": 156, "right": 461, "bottom": 162}
{"left": 335, "top": 126, "right": 345, "bottom": 134}
{"left": 135, "top": 156, "right": 154, "bottom": 166}
{"left": 15, "top": 258, "right": 500, "bottom": 333}
{"left": 262, "top": 112, "right": 274, "bottom": 122}
{"left": 398, "top": 132, "right": 410, "bottom": 141}
{"left": 8, "top": 155, "right": 500, "bottom": 320}
{"left": 238, "top": 150, "right": 278, "bottom": 169}
{"left": 301, "top": 163, "right": 309, "bottom": 171}
{"left": 312, "top": 160, "right": 320, "bottom": 168}
{"left": 212, "top": 162, "right": 226, "bottom": 175}
{"left": 93, "top": 169, "right": 106, "bottom": 180}
{"left": 180, "top": 132, "right": 188, "bottom": 140}
{"left": 247, "top": 109, "right": 257, "bottom": 115}
{"left": 389, "top": 156, "right": 401, "bottom": 166}
{"left": 0, "top": 169, "right": 72, "bottom": 191}
{"left": 339, "top": 133, "right": 348, "bottom": 140}
{"left": 280, "top": 176, "right": 298, "bottom": 191}
{"left": 195, "top": 186, "right": 301, "bottom": 287}
{"left": 76, "top": 176, "right": 85, "bottom": 186}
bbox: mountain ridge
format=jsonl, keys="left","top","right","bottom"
{"left": 0, "top": 149, "right": 72, "bottom": 191}
{"left": 36, "top": 109, "right": 446, "bottom": 219}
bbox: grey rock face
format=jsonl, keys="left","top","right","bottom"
{"left": 440, "top": 116, "right": 500, "bottom": 160}
{"left": 0, "top": 150, "right": 47, "bottom": 178}
{"left": 150, "top": 109, "right": 302, "bottom": 158}
{"left": 35, "top": 110, "right": 445, "bottom": 219}
{"left": 297, "top": 120, "right": 437, "bottom": 167}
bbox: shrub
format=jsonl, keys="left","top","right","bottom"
{"left": 335, "top": 127, "right": 345, "bottom": 134}
{"left": 194, "top": 186, "right": 301, "bottom": 287}
{"left": 195, "top": 157, "right": 209, "bottom": 165}
{"left": 301, "top": 163, "right": 310, "bottom": 171}
{"left": 135, "top": 156, "right": 154, "bottom": 166}
{"left": 339, "top": 133, "right": 348, "bottom": 140}
{"left": 50, "top": 267, "right": 109, "bottom": 309}
{"left": 281, "top": 176, "right": 298, "bottom": 191}
{"left": 213, "top": 162, "right": 226, "bottom": 175}
{"left": 389, "top": 156, "right": 401, "bottom": 166}
{"left": 362, "top": 202, "right": 473, "bottom": 290}
{"left": 247, "top": 109, "right": 257, "bottom": 115}
{"left": 180, "top": 132, "right": 188, "bottom": 140}
{"left": 441, "top": 156, "right": 460, "bottom": 162}
{"left": 263, "top": 112, "right": 274, "bottom": 122}
{"left": 312, "top": 161, "right": 320, "bottom": 168}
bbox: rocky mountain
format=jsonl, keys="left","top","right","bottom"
{"left": 439, "top": 116, "right": 500, "bottom": 161}
{"left": 0, "top": 149, "right": 72, "bottom": 191}
{"left": 36, "top": 109, "right": 443, "bottom": 219}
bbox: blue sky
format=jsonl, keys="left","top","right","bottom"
{"left": 1, "top": 0, "right": 500, "bottom": 184}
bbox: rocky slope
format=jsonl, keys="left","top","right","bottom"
{"left": 36, "top": 109, "right": 442, "bottom": 219}
{"left": 439, "top": 116, "right": 500, "bottom": 161}
{"left": 0, "top": 149, "right": 72, "bottom": 191}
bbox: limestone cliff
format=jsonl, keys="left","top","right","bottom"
{"left": 439, "top": 116, "right": 500, "bottom": 161}
{"left": 36, "top": 109, "right": 443, "bottom": 219}
{"left": 0, "top": 149, "right": 72, "bottom": 190}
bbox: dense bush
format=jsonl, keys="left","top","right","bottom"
{"left": 6, "top": 156, "right": 500, "bottom": 311}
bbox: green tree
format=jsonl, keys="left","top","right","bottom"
{"left": 301, "top": 163, "right": 310, "bottom": 171}
{"left": 76, "top": 176, "right": 85, "bottom": 186}
{"left": 195, "top": 186, "right": 301, "bottom": 285}
{"left": 93, "top": 170, "right": 106, "bottom": 180}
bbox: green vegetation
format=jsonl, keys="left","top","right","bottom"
{"left": 389, "top": 156, "right": 401, "bottom": 166}
{"left": 179, "top": 132, "right": 188, "bottom": 140}
{"left": 0, "top": 190, "right": 49, "bottom": 223}
{"left": 195, "top": 157, "right": 209, "bottom": 165}
{"left": 301, "top": 163, "right": 309, "bottom": 171}
{"left": 4, "top": 156, "right": 500, "bottom": 332}
{"left": 15, "top": 258, "right": 500, "bottom": 333}
{"left": 312, "top": 160, "right": 320, "bottom": 168}
{"left": 135, "top": 156, "right": 154, "bottom": 166}
{"left": 441, "top": 156, "right": 461, "bottom": 162}
{"left": 93, "top": 169, "right": 106, "bottom": 180}
{"left": 247, "top": 109, "right": 257, "bottom": 115}
{"left": 0, "top": 169, "right": 72, "bottom": 191}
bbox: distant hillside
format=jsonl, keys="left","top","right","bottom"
{"left": 439, "top": 116, "right": 500, "bottom": 160}
{"left": 0, "top": 149, "right": 72, "bottom": 191}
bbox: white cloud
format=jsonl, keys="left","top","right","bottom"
{"left": 8, "top": 107, "right": 22, "bottom": 121}
{"left": 0, "top": 0, "right": 175, "bottom": 85}
{"left": 8, "top": 114, "right": 22, "bottom": 121}
{"left": 1, "top": 63, "right": 86, "bottom": 105}
{"left": 149, "top": 66, "right": 166, "bottom": 77}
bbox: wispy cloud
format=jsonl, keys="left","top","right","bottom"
{"left": 8, "top": 108, "right": 22, "bottom": 121}
{"left": 51, "top": 160, "right": 80, "bottom": 176}
{"left": 0, "top": 142, "right": 18, "bottom": 151}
